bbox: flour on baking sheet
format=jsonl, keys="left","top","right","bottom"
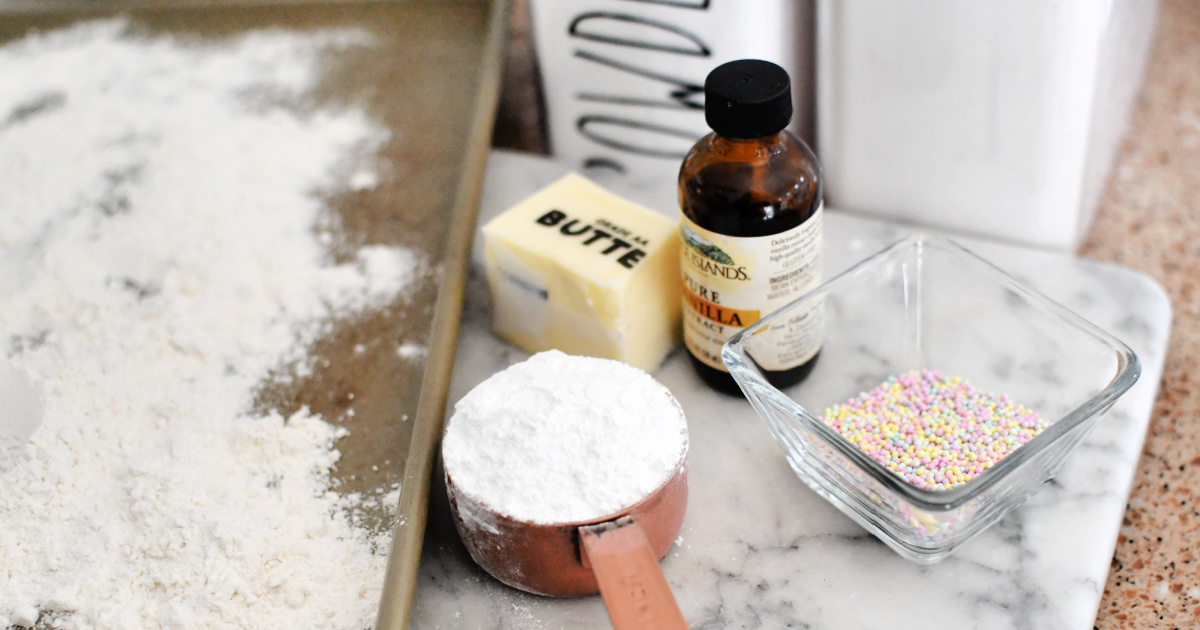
{"left": 0, "top": 18, "right": 416, "bottom": 630}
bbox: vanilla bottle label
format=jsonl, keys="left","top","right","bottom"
{"left": 679, "top": 204, "right": 823, "bottom": 371}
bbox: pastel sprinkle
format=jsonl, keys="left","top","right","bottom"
{"left": 820, "top": 369, "right": 1048, "bottom": 491}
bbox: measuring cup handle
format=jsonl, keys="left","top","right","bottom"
{"left": 579, "top": 516, "right": 688, "bottom": 630}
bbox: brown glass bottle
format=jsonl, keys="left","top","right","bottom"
{"left": 679, "top": 60, "right": 823, "bottom": 395}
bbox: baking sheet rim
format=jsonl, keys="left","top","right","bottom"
{"left": 373, "top": 0, "right": 510, "bottom": 628}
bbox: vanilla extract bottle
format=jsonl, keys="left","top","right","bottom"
{"left": 679, "top": 59, "right": 823, "bottom": 395}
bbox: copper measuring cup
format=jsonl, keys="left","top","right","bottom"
{"left": 445, "top": 455, "right": 689, "bottom": 629}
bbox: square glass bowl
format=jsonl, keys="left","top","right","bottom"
{"left": 722, "top": 235, "right": 1140, "bottom": 563}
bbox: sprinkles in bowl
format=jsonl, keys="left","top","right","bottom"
{"left": 821, "top": 369, "right": 1048, "bottom": 491}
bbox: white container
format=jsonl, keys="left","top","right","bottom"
{"left": 530, "top": 0, "right": 812, "bottom": 210}
{"left": 817, "top": 0, "right": 1158, "bottom": 250}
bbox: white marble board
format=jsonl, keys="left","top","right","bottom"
{"left": 409, "top": 151, "right": 1172, "bottom": 629}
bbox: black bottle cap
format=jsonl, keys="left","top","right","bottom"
{"left": 704, "top": 59, "right": 792, "bottom": 139}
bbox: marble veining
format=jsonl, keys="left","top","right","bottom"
{"left": 409, "top": 152, "right": 1172, "bottom": 629}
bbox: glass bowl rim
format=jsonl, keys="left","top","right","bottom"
{"left": 722, "top": 233, "right": 1141, "bottom": 510}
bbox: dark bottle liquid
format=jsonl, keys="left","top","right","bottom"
{"left": 679, "top": 132, "right": 822, "bottom": 394}
{"left": 679, "top": 59, "right": 823, "bottom": 395}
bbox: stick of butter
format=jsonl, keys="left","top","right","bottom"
{"left": 482, "top": 173, "right": 681, "bottom": 372}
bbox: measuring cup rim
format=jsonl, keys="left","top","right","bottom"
{"left": 445, "top": 451, "right": 688, "bottom": 531}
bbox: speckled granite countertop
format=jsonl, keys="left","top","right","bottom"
{"left": 490, "top": 0, "right": 1199, "bottom": 626}
{"left": 1081, "top": 0, "right": 1199, "bottom": 627}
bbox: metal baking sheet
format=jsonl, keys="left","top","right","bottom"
{"left": 0, "top": 1, "right": 505, "bottom": 627}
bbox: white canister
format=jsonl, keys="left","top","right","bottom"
{"left": 530, "top": 0, "right": 813, "bottom": 214}
{"left": 817, "top": 0, "right": 1158, "bottom": 250}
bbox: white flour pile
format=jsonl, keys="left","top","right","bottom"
{"left": 442, "top": 350, "right": 688, "bottom": 524}
{"left": 0, "top": 19, "right": 416, "bottom": 630}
